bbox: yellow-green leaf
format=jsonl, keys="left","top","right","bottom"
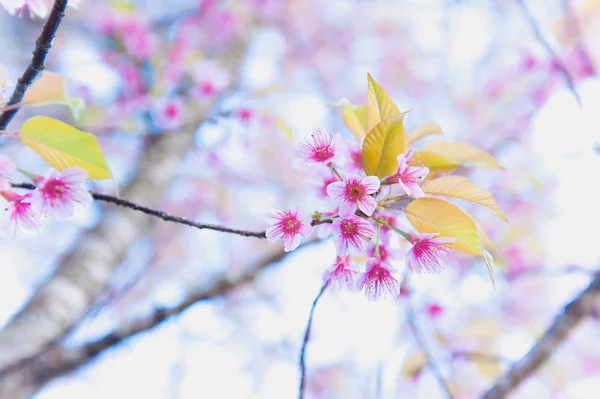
{"left": 412, "top": 150, "right": 462, "bottom": 174}
{"left": 343, "top": 105, "right": 368, "bottom": 140}
{"left": 408, "top": 122, "right": 443, "bottom": 144}
{"left": 400, "top": 350, "right": 426, "bottom": 378}
{"left": 406, "top": 197, "right": 481, "bottom": 255}
{"left": 20, "top": 116, "right": 112, "bottom": 180}
{"left": 366, "top": 73, "right": 401, "bottom": 132}
{"left": 23, "top": 71, "right": 85, "bottom": 120}
{"left": 421, "top": 176, "right": 508, "bottom": 222}
{"left": 362, "top": 114, "right": 408, "bottom": 178}
{"left": 405, "top": 197, "right": 496, "bottom": 285}
{"left": 274, "top": 115, "right": 294, "bottom": 140}
{"left": 424, "top": 141, "right": 502, "bottom": 169}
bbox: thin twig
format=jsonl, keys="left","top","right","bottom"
{"left": 449, "top": 351, "right": 510, "bottom": 365}
{"left": 482, "top": 271, "right": 600, "bottom": 399}
{"left": 516, "top": 0, "right": 582, "bottom": 106}
{"left": 0, "top": 0, "right": 69, "bottom": 129}
{"left": 11, "top": 182, "right": 330, "bottom": 238}
{"left": 406, "top": 304, "right": 454, "bottom": 399}
{"left": 298, "top": 282, "right": 328, "bottom": 399}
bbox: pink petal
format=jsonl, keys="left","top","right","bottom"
{"left": 338, "top": 201, "right": 356, "bottom": 218}
{"left": 358, "top": 195, "right": 377, "bottom": 216}
{"left": 361, "top": 176, "right": 381, "bottom": 193}
{"left": 326, "top": 181, "right": 345, "bottom": 199}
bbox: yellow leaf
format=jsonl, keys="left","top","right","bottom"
{"left": 342, "top": 105, "right": 368, "bottom": 140}
{"left": 400, "top": 350, "right": 426, "bottom": 378}
{"left": 23, "top": 71, "right": 85, "bottom": 120}
{"left": 412, "top": 150, "right": 461, "bottom": 174}
{"left": 273, "top": 116, "right": 294, "bottom": 140}
{"left": 366, "top": 73, "right": 401, "bottom": 132}
{"left": 424, "top": 141, "right": 502, "bottom": 169}
{"left": 421, "top": 176, "right": 508, "bottom": 222}
{"left": 405, "top": 197, "right": 497, "bottom": 285}
{"left": 408, "top": 122, "right": 443, "bottom": 144}
{"left": 20, "top": 116, "right": 112, "bottom": 180}
{"left": 362, "top": 114, "right": 408, "bottom": 178}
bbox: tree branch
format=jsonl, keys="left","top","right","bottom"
{"left": 406, "top": 303, "right": 454, "bottom": 399}
{"left": 516, "top": 0, "right": 582, "bottom": 105}
{"left": 298, "top": 282, "right": 328, "bottom": 399}
{"left": 11, "top": 182, "right": 331, "bottom": 238}
{"left": 0, "top": 240, "right": 321, "bottom": 398}
{"left": 0, "top": 0, "right": 69, "bottom": 130}
{"left": 482, "top": 271, "right": 600, "bottom": 399}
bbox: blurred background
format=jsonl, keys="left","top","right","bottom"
{"left": 0, "top": 0, "right": 600, "bottom": 398}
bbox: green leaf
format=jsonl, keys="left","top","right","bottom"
{"left": 20, "top": 116, "right": 112, "bottom": 180}
{"left": 343, "top": 105, "right": 368, "bottom": 140}
{"left": 421, "top": 176, "right": 508, "bottom": 222}
{"left": 362, "top": 114, "right": 408, "bottom": 178}
{"left": 367, "top": 73, "right": 401, "bottom": 132}
{"left": 23, "top": 71, "right": 85, "bottom": 120}
{"left": 423, "top": 141, "right": 502, "bottom": 169}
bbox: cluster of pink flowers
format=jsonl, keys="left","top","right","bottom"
{"left": 266, "top": 127, "right": 455, "bottom": 301}
{"left": 0, "top": 158, "right": 92, "bottom": 236}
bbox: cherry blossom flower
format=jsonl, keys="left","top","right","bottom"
{"left": 1, "top": 190, "right": 43, "bottom": 234}
{"left": 357, "top": 257, "right": 400, "bottom": 301}
{"left": 327, "top": 175, "right": 380, "bottom": 217}
{"left": 32, "top": 168, "right": 91, "bottom": 218}
{"left": 388, "top": 149, "right": 429, "bottom": 197}
{"left": 1, "top": 0, "right": 80, "bottom": 19}
{"left": 322, "top": 255, "right": 359, "bottom": 291}
{"left": 192, "top": 60, "right": 230, "bottom": 98}
{"left": 265, "top": 207, "right": 312, "bottom": 252}
{"left": 0, "top": 155, "right": 16, "bottom": 190}
{"left": 344, "top": 140, "right": 363, "bottom": 173}
{"left": 297, "top": 127, "right": 343, "bottom": 166}
{"left": 152, "top": 97, "right": 185, "bottom": 130}
{"left": 406, "top": 232, "right": 455, "bottom": 274}
{"left": 366, "top": 242, "right": 400, "bottom": 265}
{"left": 331, "top": 215, "right": 376, "bottom": 254}
{"left": 427, "top": 303, "right": 444, "bottom": 318}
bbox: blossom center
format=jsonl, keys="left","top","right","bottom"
{"left": 340, "top": 219, "right": 358, "bottom": 237}
{"left": 283, "top": 216, "right": 301, "bottom": 234}
{"left": 345, "top": 180, "right": 366, "bottom": 201}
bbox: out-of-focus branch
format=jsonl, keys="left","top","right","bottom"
{"left": 0, "top": 0, "right": 69, "bottom": 129}
{"left": 482, "top": 272, "right": 600, "bottom": 399}
{"left": 0, "top": 240, "right": 321, "bottom": 399}
{"left": 406, "top": 304, "right": 454, "bottom": 399}
{"left": 0, "top": 27, "right": 254, "bottom": 384}
{"left": 516, "top": 0, "right": 582, "bottom": 105}
{"left": 298, "top": 282, "right": 328, "bottom": 399}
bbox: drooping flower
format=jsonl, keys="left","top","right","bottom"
{"left": 357, "top": 257, "right": 400, "bottom": 301}
{"left": 297, "top": 127, "right": 343, "bottom": 166}
{"left": 366, "top": 242, "right": 401, "bottom": 265}
{"left": 327, "top": 175, "right": 380, "bottom": 217}
{"left": 331, "top": 215, "right": 376, "bottom": 254}
{"left": 406, "top": 232, "right": 455, "bottom": 274}
{"left": 265, "top": 207, "right": 312, "bottom": 252}
{"left": 152, "top": 97, "right": 186, "bottom": 130}
{"left": 394, "top": 149, "right": 429, "bottom": 197}
{"left": 322, "top": 255, "right": 359, "bottom": 291}
{"left": 1, "top": 190, "right": 43, "bottom": 234}
{"left": 32, "top": 168, "right": 92, "bottom": 218}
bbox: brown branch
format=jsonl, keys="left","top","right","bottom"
{"left": 482, "top": 271, "right": 600, "bottom": 399}
{"left": 0, "top": 240, "right": 321, "bottom": 398}
{"left": 12, "top": 182, "right": 331, "bottom": 238}
{"left": 298, "top": 282, "right": 328, "bottom": 399}
{"left": 516, "top": 0, "right": 582, "bottom": 106}
{"left": 0, "top": 0, "right": 69, "bottom": 129}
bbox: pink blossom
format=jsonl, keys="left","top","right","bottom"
{"left": 265, "top": 207, "right": 312, "bottom": 252}
{"left": 406, "top": 232, "right": 455, "bottom": 274}
{"left": 192, "top": 60, "right": 230, "bottom": 98}
{"left": 322, "top": 255, "right": 359, "bottom": 291}
{"left": 0, "top": 156, "right": 15, "bottom": 190}
{"left": 297, "top": 127, "right": 343, "bottom": 166}
{"left": 357, "top": 257, "right": 400, "bottom": 301}
{"left": 1, "top": 190, "right": 43, "bottom": 234}
{"left": 33, "top": 168, "right": 91, "bottom": 218}
{"left": 427, "top": 303, "right": 444, "bottom": 318}
{"left": 366, "top": 242, "right": 400, "bottom": 265}
{"left": 327, "top": 175, "right": 380, "bottom": 217}
{"left": 2, "top": 0, "right": 80, "bottom": 18}
{"left": 236, "top": 107, "right": 254, "bottom": 124}
{"left": 331, "top": 215, "right": 376, "bottom": 254}
{"left": 122, "top": 22, "right": 155, "bottom": 61}
{"left": 316, "top": 171, "right": 338, "bottom": 200}
{"left": 391, "top": 149, "right": 429, "bottom": 197}
{"left": 344, "top": 140, "right": 363, "bottom": 173}
{"left": 153, "top": 97, "right": 186, "bottom": 130}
